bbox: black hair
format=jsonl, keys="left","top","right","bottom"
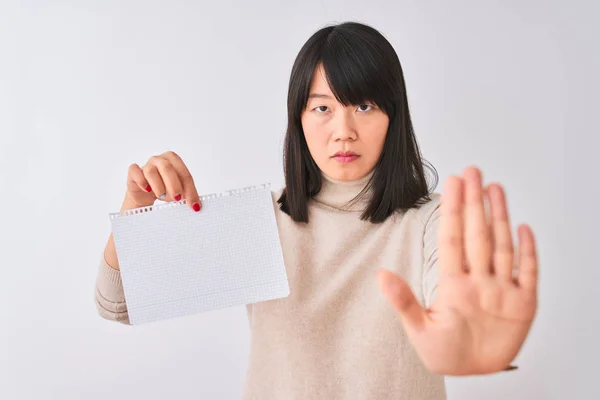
{"left": 277, "top": 21, "right": 438, "bottom": 223}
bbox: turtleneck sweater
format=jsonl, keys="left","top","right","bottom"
{"left": 94, "top": 171, "right": 446, "bottom": 399}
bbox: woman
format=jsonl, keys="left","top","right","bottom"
{"left": 95, "top": 21, "right": 538, "bottom": 399}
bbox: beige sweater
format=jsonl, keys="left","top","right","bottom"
{"left": 95, "top": 171, "right": 446, "bottom": 399}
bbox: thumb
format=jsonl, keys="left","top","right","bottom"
{"left": 377, "top": 269, "right": 427, "bottom": 332}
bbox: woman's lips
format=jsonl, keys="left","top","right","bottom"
{"left": 333, "top": 155, "right": 359, "bottom": 163}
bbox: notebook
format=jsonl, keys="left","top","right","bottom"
{"left": 109, "top": 183, "right": 290, "bottom": 325}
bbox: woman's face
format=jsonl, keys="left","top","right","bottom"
{"left": 301, "top": 64, "right": 389, "bottom": 181}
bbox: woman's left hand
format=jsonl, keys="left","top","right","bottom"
{"left": 377, "top": 166, "right": 538, "bottom": 375}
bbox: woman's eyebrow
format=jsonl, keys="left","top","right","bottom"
{"left": 308, "top": 93, "right": 334, "bottom": 99}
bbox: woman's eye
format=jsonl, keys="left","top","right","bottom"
{"left": 314, "top": 106, "right": 329, "bottom": 113}
{"left": 357, "top": 104, "right": 373, "bottom": 112}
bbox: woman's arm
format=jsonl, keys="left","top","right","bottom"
{"left": 93, "top": 193, "right": 136, "bottom": 324}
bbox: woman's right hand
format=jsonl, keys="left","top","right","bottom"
{"left": 125, "top": 151, "right": 202, "bottom": 212}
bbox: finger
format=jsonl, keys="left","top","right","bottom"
{"left": 377, "top": 269, "right": 427, "bottom": 332}
{"left": 161, "top": 151, "right": 202, "bottom": 212}
{"left": 152, "top": 157, "right": 184, "bottom": 202}
{"left": 142, "top": 161, "right": 167, "bottom": 200}
{"left": 463, "top": 167, "right": 493, "bottom": 275}
{"left": 439, "top": 176, "right": 466, "bottom": 276}
{"left": 516, "top": 224, "right": 538, "bottom": 292}
{"left": 181, "top": 175, "right": 202, "bottom": 211}
{"left": 487, "top": 184, "right": 515, "bottom": 281}
{"left": 127, "top": 163, "right": 153, "bottom": 193}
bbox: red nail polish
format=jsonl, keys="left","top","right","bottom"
{"left": 145, "top": 185, "right": 152, "bottom": 192}
{"left": 193, "top": 203, "right": 201, "bottom": 212}
{"left": 174, "top": 194, "right": 182, "bottom": 201}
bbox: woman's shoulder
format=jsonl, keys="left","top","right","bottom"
{"left": 398, "top": 192, "right": 441, "bottom": 228}
{"left": 416, "top": 191, "right": 442, "bottom": 228}
{"left": 269, "top": 187, "right": 286, "bottom": 214}
{"left": 270, "top": 187, "right": 284, "bottom": 204}
{"left": 271, "top": 186, "right": 285, "bottom": 197}
{"left": 420, "top": 191, "right": 442, "bottom": 212}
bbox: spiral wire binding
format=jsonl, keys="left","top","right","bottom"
{"left": 109, "top": 183, "right": 271, "bottom": 219}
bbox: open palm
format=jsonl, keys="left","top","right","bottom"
{"left": 377, "top": 166, "right": 538, "bottom": 375}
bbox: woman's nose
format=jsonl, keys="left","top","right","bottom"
{"left": 332, "top": 112, "right": 357, "bottom": 141}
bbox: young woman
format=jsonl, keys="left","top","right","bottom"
{"left": 95, "top": 22, "right": 538, "bottom": 399}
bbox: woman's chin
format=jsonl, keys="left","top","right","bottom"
{"left": 322, "top": 164, "right": 372, "bottom": 182}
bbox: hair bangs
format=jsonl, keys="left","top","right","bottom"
{"left": 319, "top": 32, "right": 393, "bottom": 114}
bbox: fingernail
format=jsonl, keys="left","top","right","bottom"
{"left": 145, "top": 185, "right": 152, "bottom": 192}
{"left": 159, "top": 193, "right": 166, "bottom": 200}
{"left": 174, "top": 194, "right": 182, "bottom": 201}
{"left": 192, "top": 203, "right": 201, "bottom": 212}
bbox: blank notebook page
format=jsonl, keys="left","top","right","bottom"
{"left": 109, "top": 183, "right": 289, "bottom": 325}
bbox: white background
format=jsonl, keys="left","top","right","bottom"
{"left": 1, "top": 0, "right": 597, "bottom": 399}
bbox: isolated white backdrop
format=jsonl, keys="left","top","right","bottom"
{"left": 1, "top": 1, "right": 597, "bottom": 399}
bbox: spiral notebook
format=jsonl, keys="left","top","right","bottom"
{"left": 109, "top": 183, "right": 289, "bottom": 325}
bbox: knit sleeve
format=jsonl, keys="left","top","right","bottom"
{"left": 94, "top": 253, "right": 131, "bottom": 324}
{"left": 422, "top": 195, "right": 441, "bottom": 308}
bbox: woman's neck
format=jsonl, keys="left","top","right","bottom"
{"left": 312, "top": 169, "right": 375, "bottom": 212}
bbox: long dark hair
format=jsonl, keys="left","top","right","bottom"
{"left": 277, "top": 21, "right": 438, "bottom": 224}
